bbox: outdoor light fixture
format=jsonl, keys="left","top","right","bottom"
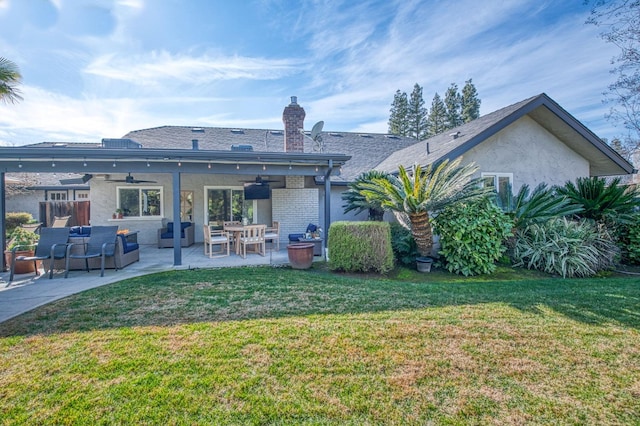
{"left": 51, "top": 159, "right": 56, "bottom": 168}
{"left": 83, "top": 158, "right": 87, "bottom": 167}
{"left": 263, "top": 164, "right": 266, "bottom": 171}
{"left": 18, "top": 159, "right": 22, "bottom": 168}
{"left": 315, "top": 166, "right": 319, "bottom": 172}
{"left": 147, "top": 160, "right": 150, "bottom": 167}
{"left": 113, "top": 160, "right": 117, "bottom": 167}
{"left": 236, "top": 163, "right": 240, "bottom": 170}
{"left": 208, "top": 162, "right": 212, "bottom": 169}
{"left": 178, "top": 159, "right": 182, "bottom": 167}
{"left": 289, "top": 162, "right": 292, "bottom": 170}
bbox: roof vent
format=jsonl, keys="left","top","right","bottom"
{"left": 450, "top": 131, "right": 460, "bottom": 140}
{"left": 191, "top": 127, "right": 205, "bottom": 133}
{"left": 101, "top": 138, "right": 142, "bottom": 149}
{"left": 231, "top": 144, "right": 253, "bottom": 152}
{"left": 52, "top": 143, "right": 68, "bottom": 147}
{"left": 270, "top": 130, "right": 283, "bottom": 135}
{"left": 231, "top": 129, "right": 244, "bottom": 134}
{"left": 329, "top": 132, "right": 342, "bottom": 137}
{"left": 385, "top": 134, "right": 399, "bottom": 139}
{"left": 359, "top": 134, "right": 372, "bottom": 138}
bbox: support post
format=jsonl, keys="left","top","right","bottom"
{"left": 172, "top": 172, "right": 182, "bottom": 266}
{"left": 323, "top": 160, "right": 333, "bottom": 258}
{"left": 1, "top": 173, "right": 5, "bottom": 272}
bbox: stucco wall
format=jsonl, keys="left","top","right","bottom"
{"left": 463, "top": 116, "right": 590, "bottom": 191}
{"left": 6, "top": 191, "right": 42, "bottom": 220}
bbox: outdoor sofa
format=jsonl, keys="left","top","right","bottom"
{"left": 157, "top": 221, "right": 194, "bottom": 248}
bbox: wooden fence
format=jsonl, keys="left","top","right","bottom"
{"left": 39, "top": 201, "right": 90, "bottom": 227}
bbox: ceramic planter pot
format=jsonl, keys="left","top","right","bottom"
{"left": 4, "top": 250, "right": 37, "bottom": 274}
{"left": 416, "top": 256, "right": 433, "bottom": 273}
{"left": 287, "top": 243, "right": 315, "bottom": 269}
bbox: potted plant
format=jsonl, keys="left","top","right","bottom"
{"left": 4, "top": 227, "right": 40, "bottom": 274}
{"left": 116, "top": 209, "right": 124, "bottom": 219}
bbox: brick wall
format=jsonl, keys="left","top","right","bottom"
{"left": 272, "top": 187, "right": 319, "bottom": 243}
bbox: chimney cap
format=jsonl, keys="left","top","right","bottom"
{"left": 290, "top": 96, "right": 298, "bottom": 105}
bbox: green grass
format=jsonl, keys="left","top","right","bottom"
{"left": 1, "top": 265, "right": 639, "bottom": 424}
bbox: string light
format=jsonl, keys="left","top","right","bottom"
{"left": 288, "top": 162, "right": 292, "bottom": 170}
{"left": 178, "top": 159, "right": 182, "bottom": 167}
{"left": 315, "top": 166, "right": 319, "bottom": 172}
{"left": 236, "top": 163, "right": 240, "bottom": 170}
{"left": 147, "top": 160, "right": 150, "bottom": 167}
{"left": 207, "top": 162, "right": 212, "bottom": 169}
{"left": 51, "top": 159, "right": 56, "bottom": 168}
{"left": 83, "top": 158, "right": 87, "bottom": 167}
{"left": 113, "top": 160, "right": 117, "bottom": 167}
{"left": 263, "top": 164, "right": 266, "bottom": 171}
{"left": 18, "top": 159, "right": 22, "bottom": 168}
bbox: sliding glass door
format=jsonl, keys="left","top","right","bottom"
{"left": 205, "top": 187, "right": 253, "bottom": 228}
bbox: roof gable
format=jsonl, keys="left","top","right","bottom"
{"left": 375, "top": 93, "right": 634, "bottom": 176}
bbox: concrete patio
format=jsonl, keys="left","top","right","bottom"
{"left": 0, "top": 243, "right": 306, "bottom": 324}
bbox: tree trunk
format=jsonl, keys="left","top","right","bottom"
{"left": 409, "top": 212, "right": 433, "bottom": 257}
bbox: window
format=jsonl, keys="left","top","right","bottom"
{"left": 481, "top": 173, "right": 513, "bottom": 206}
{"left": 117, "top": 187, "right": 162, "bottom": 217}
{"left": 76, "top": 191, "right": 89, "bottom": 200}
{"left": 180, "top": 190, "right": 193, "bottom": 221}
{"left": 48, "top": 191, "right": 67, "bottom": 201}
{"left": 205, "top": 187, "right": 254, "bottom": 229}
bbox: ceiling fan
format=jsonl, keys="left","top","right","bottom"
{"left": 239, "top": 175, "right": 278, "bottom": 185}
{"left": 106, "top": 173, "right": 157, "bottom": 184}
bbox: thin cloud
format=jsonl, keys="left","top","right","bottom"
{"left": 84, "top": 52, "right": 304, "bottom": 86}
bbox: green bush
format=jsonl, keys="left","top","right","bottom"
{"left": 618, "top": 214, "right": 640, "bottom": 265}
{"left": 513, "top": 218, "right": 618, "bottom": 278}
{"left": 389, "top": 222, "right": 419, "bottom": 266}
{"left": 5, "top": 212, "right": 34, "bottom": 235}
{"left": 328, "top": 221, "right": 394, "bottom": 274}
{"left": 433, "top": 198, "right": 513, "bottom": 276}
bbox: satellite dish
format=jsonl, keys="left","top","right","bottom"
{"left": 305, "top": 120, "right": 325, "bottom": 152}
{"left": 310, "top": 121, "right": 324, "bottom": 140}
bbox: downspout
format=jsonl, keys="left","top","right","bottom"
{"left": 172, "top": 172, "right": 182, "bottom": 266}
{"left": 323, "top": 160, "right": 333, "bottom": 259}
{"left": 1, "top": 173, "right": 5, "bottom": 272}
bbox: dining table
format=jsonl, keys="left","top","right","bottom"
{"left": 223, "top": 224, "right": 254, "bottom": 255}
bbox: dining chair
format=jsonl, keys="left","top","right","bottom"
{"left": 203, "top": 224, "right": 230, "bottom": 258}
{"left": 238, "top": 224, "right": 266, "bottom": 258}
{"left": 264, "top": 221, "right": 280, "bottom": 251}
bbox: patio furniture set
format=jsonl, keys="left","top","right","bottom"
{"left": 203, "top": 221, "right": 280, "bottom": 259}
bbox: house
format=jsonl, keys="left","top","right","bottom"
{"left": 4, "top": 172, "right": 90, "bottom": 224}
{"left": 0, "top": 93, "right": 634, "bottom": 266}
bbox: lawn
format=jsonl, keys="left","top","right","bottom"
{"left": 1, "top": 265, "right": 639, "bottom": 424}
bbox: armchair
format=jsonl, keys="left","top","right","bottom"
{"left": 158, "top": 221, "right": 194, "bottom": 248}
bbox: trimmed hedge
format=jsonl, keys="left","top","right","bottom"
{"left": 328, "top": 221, "right": 394, "bottom": 274}
{"left": 5, "top": 212, "right": 35, "bottom": 235}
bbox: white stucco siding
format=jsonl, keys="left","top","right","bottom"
{"left": 463, "top": 116, "right": 590, "bottom": 191}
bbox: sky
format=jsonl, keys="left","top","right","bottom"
{"left": 0, "top": 0, "right": 624, "bottom": 147}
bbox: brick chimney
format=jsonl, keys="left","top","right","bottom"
{"left": 282, "top": 96, "right": 305, "bottom": 152}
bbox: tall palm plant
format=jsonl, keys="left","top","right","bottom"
{"left": 0, "top": 57, "right": 23, "bottom": 104}
{"left": 360, "top": 158, "right": 487, "bottom": 257}
{"left": 342, "top": 170, "right": 391, "bottom": 221}
{"left": 556, "top": 177, "right": 639, "bottom": 226}
{"left": 501, "top": 183, "right": 582, "bottom": 229}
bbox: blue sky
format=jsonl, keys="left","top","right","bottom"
{"left": 0, "top": 0, "right": 621, "bottom": 146}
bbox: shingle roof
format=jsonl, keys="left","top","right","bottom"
{"left": 376, "top": 93, "right": 634, "bottom": 176}
{"left": 122, "top": 126, "right": 417, "bottom": 183}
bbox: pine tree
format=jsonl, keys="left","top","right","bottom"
{"left": 444, "top": 83, "right": 462, "bottom": 130}
{"left": 388, "top": 90, "right": 410, "bottom": 136}
{"left": 408, "top": 83, "right": 428, "bottom": 140}
{"left": 427, "top": 93, "right": 447, "bottom": 137}
{"left": 461, "top": 79, "right": 481, "bottom": 122}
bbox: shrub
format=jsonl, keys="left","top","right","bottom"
{"left": 432, "top": 198, "right": 513, "bottom": 276}
{"left": 328, "top": 221, "right": 394, "bottom": 274}
{"left": 6, "top": 227, "right": 40, "bottom": 250}
{"left": 389, "top": 222, "right": 419, "bottom": 266}
{"left": 5, "top": 212, "right": 34, "bottom": 235}
{"left": 618, "top": 214, "right": 640, "bottom": 265}
{"left": 512, "top": 218, "right": 618, "bottom": 278}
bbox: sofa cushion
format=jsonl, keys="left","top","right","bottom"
{"left": 70, "top": 226, "right": 81, "bottom": 235}
{"left": 117, "top": 235, "right": 139, "bottom": 254}
{"left": 289, "top": 233, "right": 305, "bottom": 242}
{"left": 166, "top": 222, "right": 174, "bottom": 233}
{"left": 181, "top": 221, "right": 192, "bottom": 230}
{"left": 81, "top": 226, "right": 92, "bottom": 236}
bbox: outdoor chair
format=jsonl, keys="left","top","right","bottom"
{"left": 203, "top": 225, "right": 230, "bottom": 258}
{"left": 223, "top": 221, "right": 242, "bottom": 247}
{"left": 65, "top": 225, "right": 118, "bottom": 278}
{"left": 265, "top": 221, "right": 280, "bottom": 251}
{"left": 51, "top": 215, "right": 71, "bottom": 227}
{"left": 20, "top": 222, "right": 42, "bottom": 234}
{"left": 8, "top": 227, "right": 71, "bottom": 283}
{"left": 238, "top": 224, "right": 266, "bottom": 258}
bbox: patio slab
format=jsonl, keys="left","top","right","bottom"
{"left": 0, "top": 243, "right": 309, "bottom": 324}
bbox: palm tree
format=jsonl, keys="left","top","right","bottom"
{"left": 0, "top": 57, "right": 23, "bottom": 104}
{"left": 556, "top": 177, "right": 640, "bottom": 227}
{"left": 360, "top": 158, "right": 487, "bottom": 257}
{"left": 342, "top": 170, "right": 391, "bottom": 221}
{"left": 501, "top": 183, "right": 582, "bottom": 229}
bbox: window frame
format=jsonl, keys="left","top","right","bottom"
{"left": 203, "top": 186, "right": 256, "bottom": 228}
{"left": 116, "top": 186, "right": 164, "bottom": 218}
